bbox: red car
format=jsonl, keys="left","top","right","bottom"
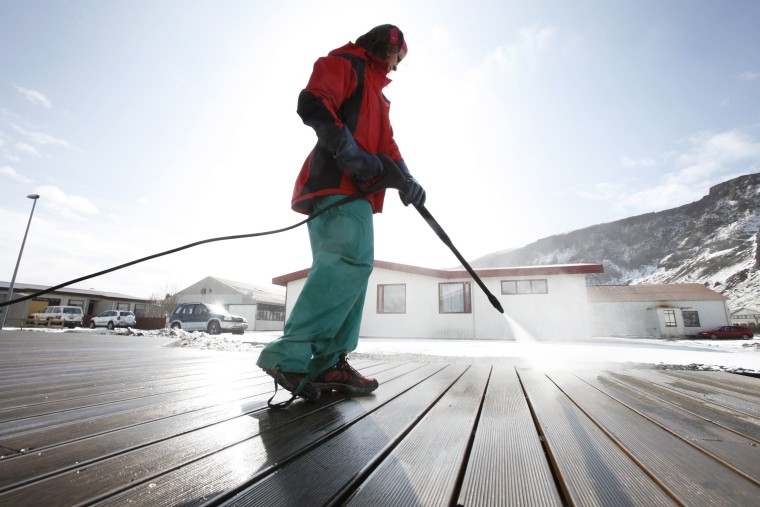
{"left": 698, "top": 326, "right": 754, "bottom": 340}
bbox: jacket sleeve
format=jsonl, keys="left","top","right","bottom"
{"left": 296, "top": 56, "right": 358, "bottom": 154}
{"left": 387, "top": 123, "right": 403, "bottom": 162}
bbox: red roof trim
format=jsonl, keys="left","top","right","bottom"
{"left": 272, "top": 260, "right": 604, "bottom": 286}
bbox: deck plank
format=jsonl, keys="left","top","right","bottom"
{"left": 0, "top": 361, "right": 434, "bottom": 506}
{"left": 517, "top": 368, "right": 678, "bottom": 506}
{"left": 0, "top": 369, "right": 263, "bottom": 422}
{"left": 0, "top": 359, "right": 246, "bottom": 404}
{"left": 456, "top": 365, "right": 563, "bottom": 507}
{"left": 1, "top": 332, "right": 759, "bottom": 506}
{"left": 621, "top": 369, "right": 760, "bottom": 418}
{"left": 0, "top": 374, "right": 266, "bottom": 440}
{"left": 572, "top": 369, "right": 760, "bottom": 485}
{"left": 654, "top": 369, "right": 760, "bottom": 401}
{"left": 606, "top": 370, "right": 760, "bottom": 442}
{"left": 548, "top": 370, "right": 760, "bottom": 505}
{"left": 0, "top": 361, "right": 396, "bottom": 481}
{"left": 342, "top": 364, "right": 492, "bottom": 506}
{"left": 96, "top": 364, "right": 465, "bottom": 507}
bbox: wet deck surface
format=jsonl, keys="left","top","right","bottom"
{"left": 0, "top": 331, "right": 758, "bottom": 506}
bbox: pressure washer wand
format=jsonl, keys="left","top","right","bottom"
{"left": 414, "top": 204, "right": 504, "bottom": 313}
{"left": 374, "top": 155, "right": 505, "bottom": 314}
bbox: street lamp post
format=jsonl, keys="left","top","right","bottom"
{"left": 0, "top": 194, "right": 40, "bottom": 331}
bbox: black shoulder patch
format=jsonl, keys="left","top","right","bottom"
{"left": 334, "top": 53, "right": 365, "bottom": 134}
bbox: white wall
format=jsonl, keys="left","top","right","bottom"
{"left": 283, "top": 268, "right": 592, "bottom": 340}
{"left": 589, "top": 300, "right": 731, "bottom": 338}
{"left": 229, "top": 303, "right": 284, "bottom": 331}
{"left": 229, "top": 303, "right": 257, "bottom": 326}
{"left": 497, "top": 274, "right": 591, "bottom": 341}
{"left": 589, "top": 302, "right": 655, "bottom": 338}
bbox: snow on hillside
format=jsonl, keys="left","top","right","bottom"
{"left": 472, "top": 174, "right": 760, "bottom": 310}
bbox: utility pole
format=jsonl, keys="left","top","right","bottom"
{"left": 1, "top": 194, "right": 41, "bottom": 331}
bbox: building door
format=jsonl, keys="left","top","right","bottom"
{"left": 29, "top": 300, "right": 48, "bottom": 317}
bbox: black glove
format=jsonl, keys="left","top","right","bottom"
{"left": 396, "top": 160, "right": 426, "bottom": 207}
{"left": 329, "top": 126, "right": 384, "bottom": 182}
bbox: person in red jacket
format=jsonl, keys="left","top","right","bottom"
{"left": 257, "top": 24, "right": 425, "bottom": 407}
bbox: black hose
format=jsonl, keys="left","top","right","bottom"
{"left": 0, "top": 193, "right": 362, "bottom": 308}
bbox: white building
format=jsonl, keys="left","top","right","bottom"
{"left": 175, "top": 276, "right": 286, "bottom": 331}
{"left": 0, "top": 281, "right": 151, "bottom": 325}
{"left": 731, "top": 307, "right": 760, "bottom": 326}
{"left": 273, "top": 260, "right": 604, "bottom": 340}
{"left": 587, "top": 284, "right": 731, "bottom": 338}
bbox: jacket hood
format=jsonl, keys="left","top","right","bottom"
{"left": 329, "top": 42, "right": 391, "bottom": 78}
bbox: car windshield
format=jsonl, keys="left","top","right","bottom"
{"left": 206, "top": 304, "right": 230, "bottom": 315}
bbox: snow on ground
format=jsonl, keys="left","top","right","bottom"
{"left": 7, "top": 326, "right": 760, "bottom": 375}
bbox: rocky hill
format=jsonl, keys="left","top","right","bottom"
{"left": 471, "top": 173, "right": 760, "bottom": 310}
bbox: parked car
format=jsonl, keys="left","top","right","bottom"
{"left": 29, "top": 306, "right": 84, "bottom": 328}
{"left": 89, "top": 310, "right": 136, "bottom": 330}
{"left": 169, "top": 303, "right": 248, "bottom": 335}
{"left": 698, "top": 326, "right": 754, "bottom": 340}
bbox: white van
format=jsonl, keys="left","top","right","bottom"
{"left": 30, "top": 306, "right": 84, "bottom": 328}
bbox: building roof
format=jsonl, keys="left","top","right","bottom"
{"left": 272, "top": 260, "right": 605, "bottom": 286}
{"left": 731, "top": 307, "right": 760, "bottom": 315}
{"left": 212, "top": 277, "right": 285, "bottom": 305}
{"left": 587, "top": 284, "right": 727, "bottom": 303}
{"left": 0, "top": 281, "right": 147, "bottom": 302}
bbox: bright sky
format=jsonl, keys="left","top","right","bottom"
{"left": 2, "top": 0, "right": 760, "bottom": 299}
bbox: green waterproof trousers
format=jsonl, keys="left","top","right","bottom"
{"left": 256, "top": 195, "right": 374, "bottom": 378}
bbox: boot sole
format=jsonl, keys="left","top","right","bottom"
{"left": 312, "top": 381, "right": 378, "bottom": 395}
{"left": 263, "top": 369, "right": 321, "bottom": 401}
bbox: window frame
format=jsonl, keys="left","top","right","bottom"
{"left": 663, "top": 309, "right": 677, "bottom": 327}
{"left": 682, "top": 310, "right": 700, "bottom": 328}
{"left": 377, "top": 284, "right": 407, "bottom": 314}
{"left": 256, "top": 303, "right": 285, "bottom": 322}
{"left": 501, "top": 279, "right": 548, "bottom": 295}
{"left": 438, "top": 281, "right": 472, "bottom": 314}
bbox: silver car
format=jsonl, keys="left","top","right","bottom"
{"left": 168, "top": 303, "right": 248, "bottom": 335}
{"left": 89, "top": 310, "right": 137, "bottom": 330}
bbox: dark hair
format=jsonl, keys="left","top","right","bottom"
{"left": 355, "top": 24, "right": 405, "bottom": 60}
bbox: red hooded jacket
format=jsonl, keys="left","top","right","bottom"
{"left": 292, "top": 42, "right": 403, "bottom": 214}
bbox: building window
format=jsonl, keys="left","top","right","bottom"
{"left": 664, "top": 309, "right": 677, "bottom": 327}
{"left": 116, "top": 302, "right": 130, "bottom": 311}
{"left": 377, "top": 284, "right": 406, "bottom": 314}
{"left": 682, "top": 310, "right": 700, "bottom": 327}
{"left": 439, "top": 282, "right": 471, "bottom": 314}
{"left": 134, "top": 304, "right": 146, "bottom": 317}
{"left": 501, "top": 279, "right": 548, "bottom": 295}
{"left": 256, "top": 304, "right": 285, "bottom": 322}
{"left": 67, "top": 299, "right": 84, "bottom": 308}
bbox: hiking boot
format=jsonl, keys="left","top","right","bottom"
{"left": 262, "top": 368, "right": 321, "bottom": 402}
{"left": 312, "top": 355, "right": 379, "bottom": 394}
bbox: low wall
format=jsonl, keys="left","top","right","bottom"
{"left": 135, "top": 317, "right": 167, "bottom": 330}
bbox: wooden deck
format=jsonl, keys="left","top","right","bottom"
{"left": 0, "top": 331, "right": 758, "bottom": 506}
